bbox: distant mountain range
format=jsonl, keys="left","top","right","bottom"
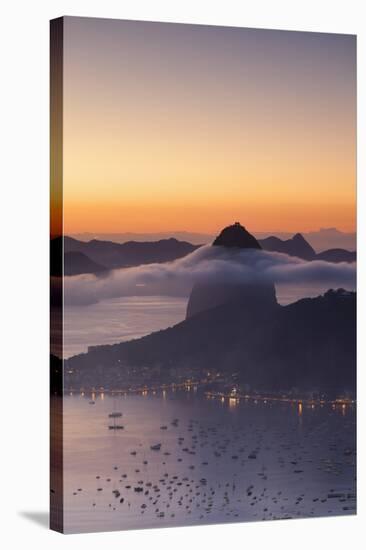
{"left": 53, "top": 230, "right": 355, "bottom": 277}
{"left": 70, "top": 227, "right": 356, "bottom": 252}
{"left": 70, "top": 231, "right": 212, "bottom": 246}
{"left": 316, "top": 249, "right": 357, "bottom": 263}
{"left": 297, "top": 228, "right": 356, "bottom": 253}
{"left": 258, "top": 234, "right": 356, "bottom": 263}
{"left": 65, "top": 223, "right": 356, "bottom": 395}
{"left": 50, "top": 236, "right": 200, "bottom": 276}
{"left": 259, "top": 233, "right": 315, "bottom": 260}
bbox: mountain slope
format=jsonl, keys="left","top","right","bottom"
{"left": 259, "top": 234, "right": 355, "bottom": 263}
{"left": 213, "top": 222, "right": 262, "bottom": 249}
{"left": 64, "top": 251, "right": 106, "bottom": 276}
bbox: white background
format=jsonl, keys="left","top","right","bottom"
{"left": 0, "top": 0, "right": 364, "bottom": 548}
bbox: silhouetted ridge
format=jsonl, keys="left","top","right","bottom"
{"left": 56, "top": 236, "right": 200, "bottom": 274}
{"left": 259, "top": 233, "right": 355, "bottom": 263}
{"left": 64, "top": 251, "right": 106, "bottom": 276}
{"left": 316, "top": 249, "right": 356, "bottom": 263}
{"left": 293, "top": 233, "right": 304, "bottom": 240}
{"left": 213, "top": 222, "right": 262, "bottom": 249}
{"left": 259, "top": 233, "right": 315, "bottom": 260}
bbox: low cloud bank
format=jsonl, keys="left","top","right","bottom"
{"left": 63, "top": 245, "right": 356, "bottom": 306}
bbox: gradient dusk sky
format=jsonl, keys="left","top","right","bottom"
{"left": 62, "top": 17, "right": 356, "bottom": 234}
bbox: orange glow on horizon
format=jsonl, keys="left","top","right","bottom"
{"left": 62, "top": 195, "right": 356, "bottom": 234}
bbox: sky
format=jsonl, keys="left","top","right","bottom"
{"left": 59, "top": 17, "right": 356, "bottom": 235}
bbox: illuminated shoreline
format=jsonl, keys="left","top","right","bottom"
{"left": 64, "top": 381, "right": 356, "bottom": 408}
{"left": 204, "top": 390, "right": 356, "bottom": 409}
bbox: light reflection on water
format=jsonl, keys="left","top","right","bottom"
{"left": 60, "top": 391, "right": 356, "bottom": 533}
{"left": 63, "top": 295, "right": 188, "bottom": 358}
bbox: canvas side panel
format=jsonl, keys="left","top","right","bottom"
{"left": 50, "top": 16, "right": 64, "bottom": 534}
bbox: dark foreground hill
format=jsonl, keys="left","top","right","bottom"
{"left": 66, "top": 288, "right": 356, "bottom": 395}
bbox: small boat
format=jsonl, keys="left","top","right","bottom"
{"left": 108, "top": 425, "right": 124, "bottom": 430}
{"left": 89, "top": 400, "right": 95, "bottom": 405}
{"left": 160, "top": 425, "right": 168, "bottom": 430}
{"left": 108, "top": 412, "right": 122, "bottom": 418}
{"left": 150, "top": 443, "right": 162, "bottom": 451}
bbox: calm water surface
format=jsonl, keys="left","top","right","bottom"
{"left": 63, "top": 296, "right": 187, "bottom": 358}
{"left": 61, "top": 391, "right": 356, "bottom": 533}
{"left": 63, "top": 284, "right": 343, "bottom": 357}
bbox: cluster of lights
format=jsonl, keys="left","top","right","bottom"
{"left": 204, "top": 390, "right": 355, "bottom": 409}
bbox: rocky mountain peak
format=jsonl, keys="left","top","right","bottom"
{"left": 212, "top": 222, "right": 262, "bottom": 249}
